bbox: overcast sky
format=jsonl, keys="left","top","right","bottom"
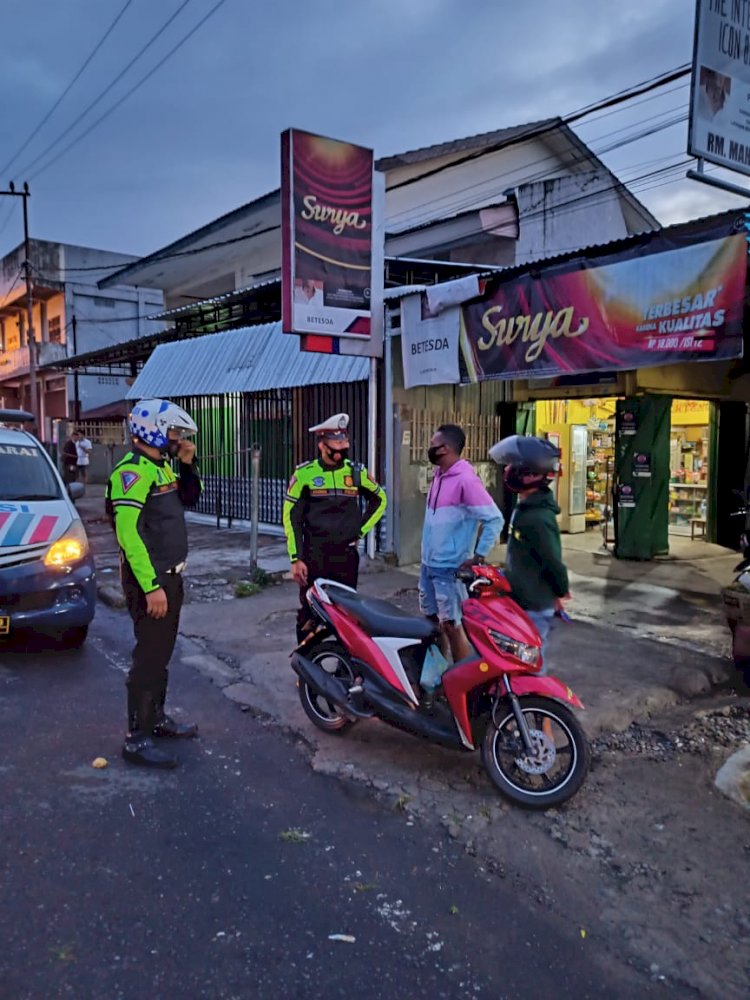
{"left": 0, "top": 0, "right": 745, "bottom": 260}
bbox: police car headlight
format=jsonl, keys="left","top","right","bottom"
{"left": 44, "top": 520, "right": 89, "bottom": 568}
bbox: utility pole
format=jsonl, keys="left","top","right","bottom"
{"left": 71, "top": 314, "right": 80, "bottom": 422}
{"left": 0, "top": 182, "right": 38, "bottom": 432}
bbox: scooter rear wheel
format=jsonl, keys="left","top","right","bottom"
{"left": 481, "top": 695, "right": 590, "bottom": 809}
{"left": 297, "top": 641, "right": 358, "bottom": 734}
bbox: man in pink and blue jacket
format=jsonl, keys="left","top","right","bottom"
{"left": 420, "top": 423, "right": 505, "bottom": 669}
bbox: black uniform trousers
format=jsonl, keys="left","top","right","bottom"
{"left": 121, "top": 560, "right": 184, "bottom": 700}
{"left": 297, "top": 542, "right": 359, "bottom": 642}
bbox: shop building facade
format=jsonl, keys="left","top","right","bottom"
{"left": 390, "top": 208, "right": 750, "bottom": 563}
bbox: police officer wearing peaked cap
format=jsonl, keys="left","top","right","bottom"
{"left": 283, "top": 412, "right": 387, "bottom": 642}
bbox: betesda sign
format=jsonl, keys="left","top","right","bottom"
{"left": 281, "top": 128, "right": 374, "bottom": 341}
{"left": 460, "top": 228, "right": 747, "bottom": 382}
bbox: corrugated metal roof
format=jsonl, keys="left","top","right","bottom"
{"left": 126, "top": 322, "right": 369, "bottom": 399}
{"left": 150, "top": 274, "right": 281, "bottom": 320}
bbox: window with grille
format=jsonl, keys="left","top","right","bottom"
{"left": 48, "top": 316, "right": 63, "bottom": 343}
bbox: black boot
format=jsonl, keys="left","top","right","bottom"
{"left": 123, "top": 690, "right": 178, "bottom": 769}
{"left": 152, "top": 685, "right": 198, "bottom": 739}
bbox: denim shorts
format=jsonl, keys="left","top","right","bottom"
{"left": 418, "top": 565, "right": 468, "bottom": 624}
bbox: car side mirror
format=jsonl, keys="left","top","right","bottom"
{"left": 68, "top": 482, "right": 84, "bottom": 501}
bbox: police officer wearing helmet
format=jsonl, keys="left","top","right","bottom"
{"left": 283, "top": 413, "right": 387, "bottom": 642}
{"left": 106, "top": 398, "right": 202, "bottom": 769}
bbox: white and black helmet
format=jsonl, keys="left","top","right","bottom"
{"left": 128, "top": 398, "right": 197, "bottom": 451}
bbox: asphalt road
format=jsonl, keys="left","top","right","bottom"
{"left": 0, "top": 607, "right": 664, "bottom": 1000}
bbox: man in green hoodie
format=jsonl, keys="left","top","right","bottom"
{"left": 488, "top": 435, "right": 570, "bottom": 669}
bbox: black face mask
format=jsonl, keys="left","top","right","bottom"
{"left": 427, "top": 446, "right": 445, "bottom": 465}
{"left": 504, "top": 465, "right": 546, "bottom": 493}
{"left": 323, "top": 444, "right": 349, "bottom": 463}
{"left": 166, "top": 440, "right": 181, "bottom": 459}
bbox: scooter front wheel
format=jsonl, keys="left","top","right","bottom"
{"left": 297, "top": 641, "right": 358, "bottom": 735}
{"left": 481, "top": 696, "right": 590, "bottom": 809}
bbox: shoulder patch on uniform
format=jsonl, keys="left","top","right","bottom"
{"left": 120, "top": 469, "right": 141, "bottom": 494}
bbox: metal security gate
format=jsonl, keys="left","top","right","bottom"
{"left": 175, "top": 391, "right": 292, "bottom": 526}
{"left": 292, "top": 381, "right": 371, "bottom": 471}
{"left": 175, "top": 381, "right": 370, "bottom": 528}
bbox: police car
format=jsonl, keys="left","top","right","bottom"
{"left": 0, "top": 410, "right": 96, "bottom": 647}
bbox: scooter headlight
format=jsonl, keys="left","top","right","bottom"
{"left": 489, "top": 629, "right": 540, "bottom": 665}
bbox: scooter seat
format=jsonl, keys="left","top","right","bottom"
{"left": 324, "top": 585, "right": 435, "bottom": 640}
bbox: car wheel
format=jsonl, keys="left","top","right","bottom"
{"left": 58, "top": 626, "right": 88, "bottom": 649}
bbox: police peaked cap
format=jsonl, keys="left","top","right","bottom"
{"left": 309, "top": 413, "right": 350, "bottom": 437}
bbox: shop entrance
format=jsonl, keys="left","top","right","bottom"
{"left": 533, "top": 395, "right": 719, "bottom": 557}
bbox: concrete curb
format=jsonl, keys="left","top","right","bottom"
{"left": 715, "top": 745, "right": 750, "bottom": 812}
{"left": 97, "top": 583, "right": 126, "bottom": 609}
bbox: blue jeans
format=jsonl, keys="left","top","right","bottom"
{"left": 526, "top": 608, "right": 556, "bottom": 676}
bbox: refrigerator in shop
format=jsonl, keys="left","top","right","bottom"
{"left": 543, "top": 424, "right": 587, "bottom": 533}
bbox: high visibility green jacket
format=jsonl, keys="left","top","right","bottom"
{"left": 282, "top": 458, "right": 387, "bottom": 562}
{"left": 106, "top": 448, "right": 202, "bottom": 593}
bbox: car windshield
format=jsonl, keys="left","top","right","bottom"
{"left": 0, "top": 442, "right": 61, "bottom": 500}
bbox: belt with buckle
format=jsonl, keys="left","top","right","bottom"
{"left": 165, "top": 561, "right": 187, "bottom": 575}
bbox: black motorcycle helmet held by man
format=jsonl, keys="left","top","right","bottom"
{"left": 488, "top": 434, "right": 562, "bottom": 493}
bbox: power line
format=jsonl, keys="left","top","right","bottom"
{"left": 18, "top": 62, "right": 699, "bottom": 284}
{"left": 34, "top": 223, "right": 281, "bottom": 275}
{"left": 564, "top": 64, "right": 691, "bottom": 124}
{"left": 386, "top": 64, "right": 693, "bottom": 202}
{"left": 0, "top": 0, "right": 136, "bottom": 179}
{"left": 16, "top": 0, "right": 196, "bottom": 180}
{"left": 0, "top": 200, "right": 18, "bottom": 244}
{"left": 44, "top": 104, "right": 684, "bottom": 277}
{"left": 389, "top": 158, "right": 699, "bottom": 258}
{"left": 386, "top": 73, "right": 694, "bottom": 231}
{"left": 24, "top": 60, "right": 692, "bottom": 269}
{"left": 46, "top": 158, "right": 707, "bottom": 316}
{"left": 575, "top": 81, "right": 689, "bottom": 129}
{"left": 28, "top": 0, "right": 230, "bottom": 182}
{"left": 387, "top": 111, "right": 687, "bottom": 234}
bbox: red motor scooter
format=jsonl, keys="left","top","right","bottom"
{"left": 291, "top": 565, "right": 590, "bottom": 809}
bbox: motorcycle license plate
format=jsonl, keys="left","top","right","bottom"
{"left": 0, "top": 616, "right": 9, "bottom": 636}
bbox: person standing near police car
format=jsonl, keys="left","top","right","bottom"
{"left": 283, "top": 413, "right": 387, "bottom": 643}
{"left": 106, "top": 398, "right": 202, "bottom": 769}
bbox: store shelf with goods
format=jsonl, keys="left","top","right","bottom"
{"left": 669, "top": 482, "right": 708, "bottom": 530}
{"left": 585, "top": 438, "right": 614, "bottom": 528}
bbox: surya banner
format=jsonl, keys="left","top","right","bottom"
{"left": 460, "top": 233, "right": 747, "bottom": 382}
{"left": 281, "top": 128, "right": 374, "bottom": 342}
